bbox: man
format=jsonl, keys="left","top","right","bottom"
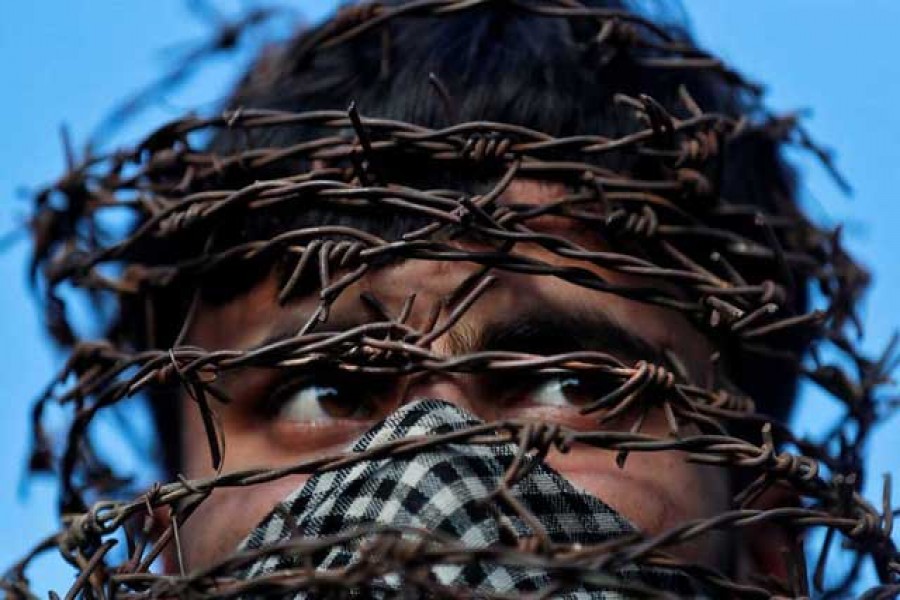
{"left": 13, "top": 1, "right": 894, "bottom": 598}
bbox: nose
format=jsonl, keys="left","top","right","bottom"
{"left": 400, "top": 374, "right": 484, "bottom": 417}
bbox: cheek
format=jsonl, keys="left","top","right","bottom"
{"left": 177, "top": 399, "right": 368, "bottom": 570}
{"left": 546, "top": 446, "right": 730, "bottom": 567}
{"left": 177, "top": 408, "right": 350, "bottom": 570}
{"left": 178, "top": 474, "right": 308, "bottom": 570}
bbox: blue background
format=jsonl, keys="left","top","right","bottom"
{"left": 1, "top": 1, "right": 898, "bottom": 593}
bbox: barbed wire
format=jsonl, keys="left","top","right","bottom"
{"left": 5, "top": 1, "right": 898, "bottom": 598}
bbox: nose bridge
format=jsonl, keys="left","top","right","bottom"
{"left": 401, "top": 373, "right": 482, "bottom": 417}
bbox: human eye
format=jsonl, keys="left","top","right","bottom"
{"left": 525, "top": 374, "right": 618, "bottom": 409}
{"left": 268, "top": 373, "right": 384, "bottom": 423}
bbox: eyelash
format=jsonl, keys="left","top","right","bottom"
{"left": 536, "top": 375, "right": 616, "bottom": 406}
{"left": 265, "top": 370, "right": 623, "bottom": 424}
{"left": 265, "top": 371, "right": 394, "bottom": 422}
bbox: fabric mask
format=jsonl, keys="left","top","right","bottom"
{"left": 237, "top": 399, "right": 702, "bottom": 598}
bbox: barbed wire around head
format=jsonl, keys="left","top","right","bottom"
{"left": 4, "top": 1, "right": 899, "bottom": 598}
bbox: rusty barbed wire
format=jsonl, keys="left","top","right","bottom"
{"left": 5, "top": 1, "right": 898, "bottom": 598}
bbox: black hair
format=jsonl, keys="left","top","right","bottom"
{"left": 132, "top": 0, "right": 805, "bottom": 477}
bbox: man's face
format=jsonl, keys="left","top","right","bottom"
{"left": 175, "top": 179, "right": 740, "bottom": 574}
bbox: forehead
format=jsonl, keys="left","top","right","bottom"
{"left": 188, "top": 179, "right": 713, "bottom": 382}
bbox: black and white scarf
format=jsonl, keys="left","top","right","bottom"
{"left": 238, "top": 399, "right": 700, "bottom": 598}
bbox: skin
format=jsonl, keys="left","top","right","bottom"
{"left": 171, "top": 180, "right": 790, "bottom": 580}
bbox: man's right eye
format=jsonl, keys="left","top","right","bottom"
{"left": 518, "top": 374, "right": 620, "bottom": 409}
{"left": 270, "top": 377, "right": 379, "bottom": 423}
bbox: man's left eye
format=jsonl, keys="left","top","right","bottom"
{"left": 523, "top": 374, "right": 619, "bottom": 408}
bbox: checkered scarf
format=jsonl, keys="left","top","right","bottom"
{"left": 237, "top": 399, "right": 701, "bottom": 597}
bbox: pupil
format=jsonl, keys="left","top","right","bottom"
{"left": 559, "top": 375, "right": 615, "bottom": 406}
{"left": 316, "top": 385, "right": 345, "bottom": 415}
{"left": 559, "top": 377, "right": 588, "bottom": 405}
{"left": 317, "top": 384, "right": 368, "bottom": 419}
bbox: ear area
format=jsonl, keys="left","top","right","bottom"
{"left": 735, "top": 481, "right": 806, "bottom": 590}
{"left": 140, "top": 495, "right": 196, "bottom": 575}
{"left": 121, "top": 501, "right": 177, "bottom": 574}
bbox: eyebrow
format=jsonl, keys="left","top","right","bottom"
{"left": 449, "top": 308, "right": 664, "bottom": 365}
{"left": 254, "top": 306, "right": 664, "bottom": 369}
{"left": 254, "top": 314, "right": 372, "bottom": 352}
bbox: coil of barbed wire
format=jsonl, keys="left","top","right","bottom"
{"left": 5, "top": 1, "right": 898, "bottom": 599}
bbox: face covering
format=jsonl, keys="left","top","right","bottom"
{"left": 237, "top": 399, "right": 701, "bottom": 598}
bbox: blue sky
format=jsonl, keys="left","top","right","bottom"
{"left": 1, "top": 1, "right": 898, "bottom": 593}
